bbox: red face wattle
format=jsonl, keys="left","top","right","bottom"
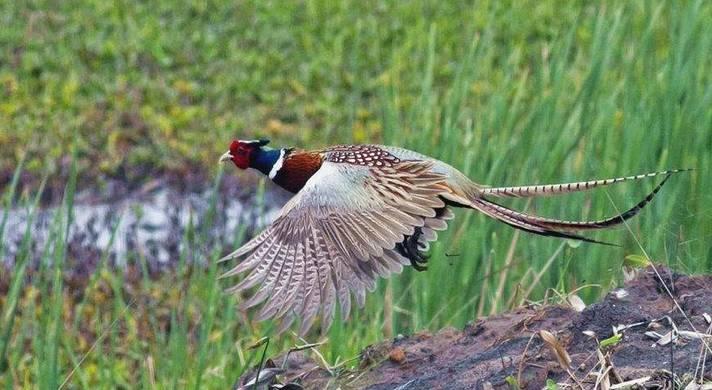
{"left": 228, "top": 140, "right": 253, "bottom": 169}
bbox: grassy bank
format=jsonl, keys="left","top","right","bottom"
{"left": 1, "top": 0, "right": 711, "bottom": 387}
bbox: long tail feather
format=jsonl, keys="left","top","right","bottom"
{"left": 479, "top": 173, "right": 672, "bottom": 231}
{"left": 470, "top": 198, "right": 616, "bottom": 245}
{"left": 479, "top": 169, "right": 688, "bottom": 198}
{"left": 469, "top": 173, "right": 674, "bottom": 245}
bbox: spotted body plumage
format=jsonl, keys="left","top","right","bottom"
{"left": 323, "top": 144, "right": 401, "bottom": 167}
{"left": 218, "top": 139, "right": 686, "bottom": 335}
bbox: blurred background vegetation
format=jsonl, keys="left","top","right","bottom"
{"left": 1, "top": 0, "right": 711, "bottom": 388}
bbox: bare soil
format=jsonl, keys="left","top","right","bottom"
{"left": 237, "top": 266, "right": 712, "bottom": 389}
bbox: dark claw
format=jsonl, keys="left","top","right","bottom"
{"left": 397, "top": 227, "right": 429, "bottom": 272}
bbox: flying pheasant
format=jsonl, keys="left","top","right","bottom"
{"left": 219, "top": 139, "right": 683, "bottom": 335}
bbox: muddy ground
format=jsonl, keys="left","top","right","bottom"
{"left": 238, "top": 267, "right": 712, "bottom": 389}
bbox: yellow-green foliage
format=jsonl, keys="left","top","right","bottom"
{"left": 0, "top": 1, "right": 690, "bottom": 179}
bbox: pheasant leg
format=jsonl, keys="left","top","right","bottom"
{"left": 396, "top": 227, "right": 429, "bottom": 271}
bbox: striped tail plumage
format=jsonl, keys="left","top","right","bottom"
{"left": 479, "top": 169, "right": 688, "bottom": 198}
{"left": 469, "top": 170, "right": 687, "bottom": 244}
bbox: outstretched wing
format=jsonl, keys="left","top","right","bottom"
{"left": 220, "top": 160, "right": 448, "bottom": 335}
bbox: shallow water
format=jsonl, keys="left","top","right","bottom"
{"left": 1, "top": 179, "right": 286, "bottom": 270}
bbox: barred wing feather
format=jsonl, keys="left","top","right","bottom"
{"left": 220, "top": 160, "right": 449, "bottom": 335}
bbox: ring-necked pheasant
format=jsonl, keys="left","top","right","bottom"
{"left": 219, "top": 139, "right": 684, "bottom": 335}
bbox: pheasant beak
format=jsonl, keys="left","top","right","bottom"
{"left": 219, "top": 151, "right": 233, "bottom": 163}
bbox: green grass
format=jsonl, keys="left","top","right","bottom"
{"left": 1, "top": 0, "right": 711, "bottom": 387}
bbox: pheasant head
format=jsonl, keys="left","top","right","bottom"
{"left": 220, "top": 139, "right": 323, "bottom": 193}
{"left": 219, "top": 139, "right": 273, "bottom": 170}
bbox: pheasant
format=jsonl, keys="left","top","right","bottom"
{"left": 219, "top": 138, "right": 683, "bottom": 335}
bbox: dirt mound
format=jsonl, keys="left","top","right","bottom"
{"left": 237, "top": 266, "right": 712, "bottom": 389}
